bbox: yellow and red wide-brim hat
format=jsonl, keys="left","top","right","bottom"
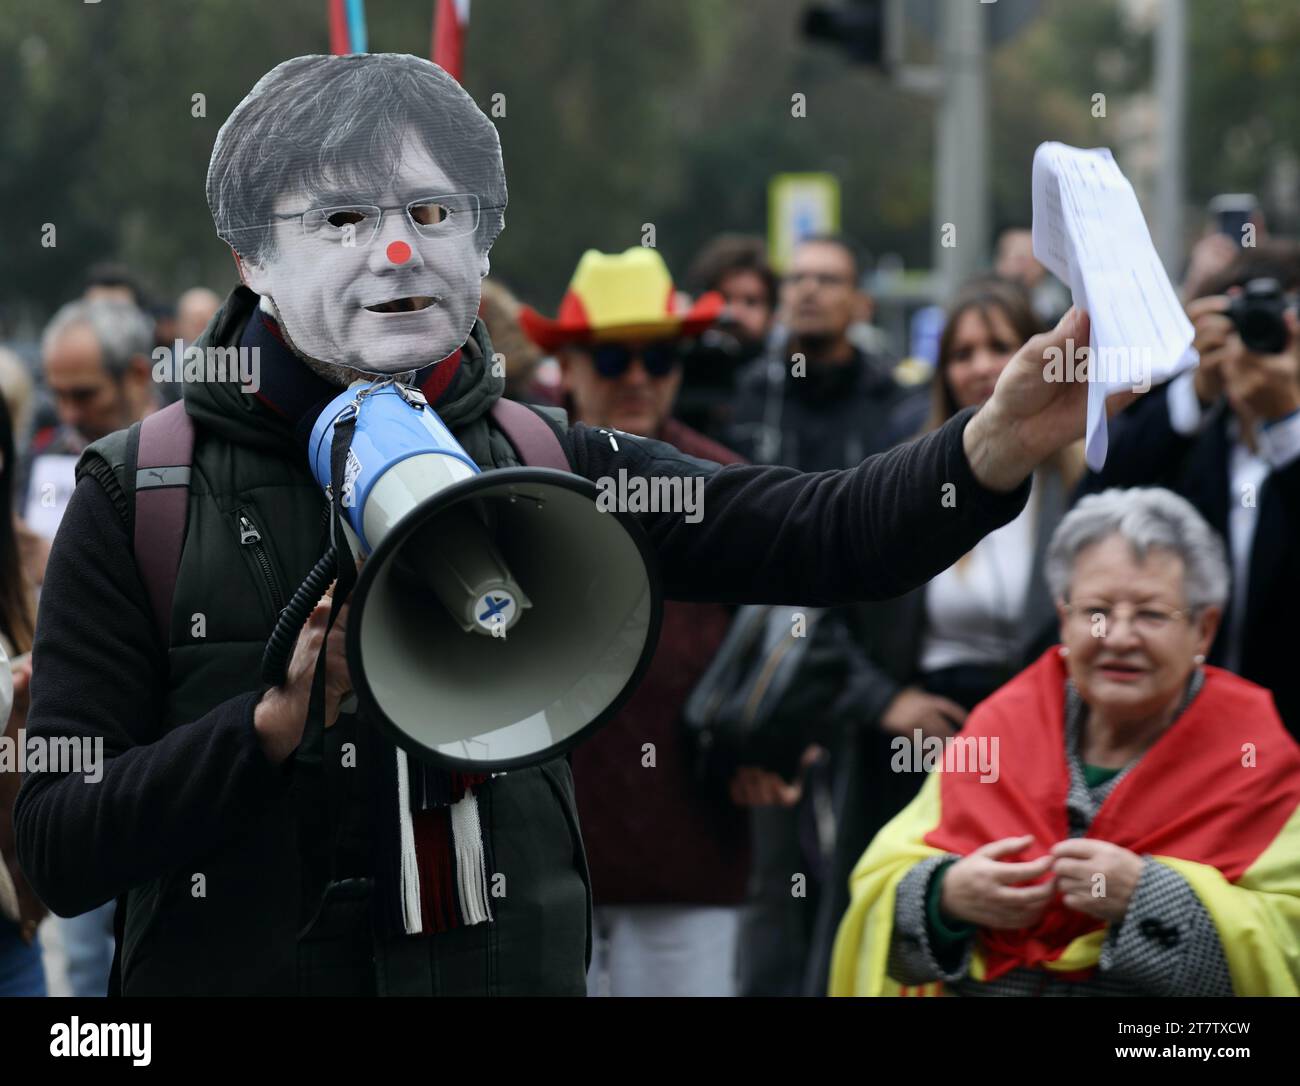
{"left": 518, "top": 247, "right": 724, "bottom": 351}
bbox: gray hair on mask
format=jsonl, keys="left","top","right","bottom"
{"left": 206, "top": 53, "right": 507, "bottom": 264}
{"left": 41, "top": 299, "right": 155, "bottom": 379}
{"left": 1045, "top": 487, "right": 1230, "bottom": 611}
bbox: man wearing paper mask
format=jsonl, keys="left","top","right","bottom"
{"left": 18, "top": 53, "right": 1113, "bottom": 997}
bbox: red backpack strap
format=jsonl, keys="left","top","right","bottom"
{"left": 133, "top": 401, "right": 196, "bottom": 641}
{"left": 489, "top": 398, "right": 570, "bottom": 471}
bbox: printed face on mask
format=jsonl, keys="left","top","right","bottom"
{"left": 239, "top": 129, "right": 487, "bottom": 374}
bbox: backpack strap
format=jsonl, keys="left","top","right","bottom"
{"left": 125, "top": 397, "right": 558, "bottom": 640}
{"left": 133, "top": 401, "right": 196, "bottom": 641}
{"left": 489, "top": 398, "right": 570, "bottom": 471}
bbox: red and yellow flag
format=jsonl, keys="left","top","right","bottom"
{"left": 830, "top": 648, "right": 1300, "bottom": 996}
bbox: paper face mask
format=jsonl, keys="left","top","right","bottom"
{"left": 206, "top": 54, "right": 507, "bottom": 375}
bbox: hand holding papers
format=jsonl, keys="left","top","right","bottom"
{"left": 1031, "top": 142, "right": 1196, "bottom": 469}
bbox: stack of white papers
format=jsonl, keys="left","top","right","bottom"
{"left": 1031, "top": 142, "right": 1195, "bottom": 469}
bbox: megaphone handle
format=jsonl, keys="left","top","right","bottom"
{"left": 259, "top": 546, "right": 338, "bottom": 687}
{"left": 290, "top": 534, "right": 357, "bottom": 922}
{"left": 296, "top": 413, "right": 362, "bottom": 770}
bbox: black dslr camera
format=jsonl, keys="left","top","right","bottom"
{"left": 1226, "top": 278, "right": 1298, "bottom": 354}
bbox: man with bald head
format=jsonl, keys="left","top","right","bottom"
{"left": 150, "top": 287, "right": 225, "bottom": 405}
{"left": 176, "top": 288, "right": 222, "bottom": 347}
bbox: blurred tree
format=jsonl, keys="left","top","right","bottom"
{"left": 1185, "top": 0, "right": 1300, "bottom": 233}
{"left": 3, "top": 0, "right": 1300, "bottom": 334}
{"left": 989, "top": 0, "right": 1144, "bottom": 236}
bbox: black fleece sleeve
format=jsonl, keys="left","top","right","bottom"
{"left": 13, "top": 476, "right": 292, "bottom": 918}
{"left": 563, "top": 406, "right": 1031, "bottom": 605}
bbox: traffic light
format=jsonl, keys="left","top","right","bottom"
{"left": 802, "top": 0, "right": 887, "bottom": 68}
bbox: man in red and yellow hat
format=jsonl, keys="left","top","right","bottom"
{"left": 522, "top": 248, "right": 801, "bottom": 996}
{"left": 521, "top": 247, "right": 723, "bottom": 438}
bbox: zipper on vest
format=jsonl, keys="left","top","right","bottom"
{"left": 238, "top": 513, "right": 285, "bottom": 613}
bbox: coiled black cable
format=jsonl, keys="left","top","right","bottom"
{"left": 260, "top": 546, "right": 339, "bottom": 687}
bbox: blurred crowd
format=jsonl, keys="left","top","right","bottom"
{"left": 3, "top": 207, "right": 1299, "bottom": 997}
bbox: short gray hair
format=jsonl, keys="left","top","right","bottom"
{"left": 207, "top": 53, "right": 507, "bottom": 264}
{"left": 1045, "top": 487, "right": 1230, "bottom": 611}
{"left": 41, "top": 299, "right": 155, "bottom": 379}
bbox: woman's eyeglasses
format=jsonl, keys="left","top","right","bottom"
{"left": 592, "top": 342, "right": 679, "bottom": 379}
{"left": 1064, "top": 599, "right": 1192, "bottom": 635}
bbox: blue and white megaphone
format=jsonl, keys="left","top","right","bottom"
{"left": 307, "top": 380, "right": 662, "bottom": 772}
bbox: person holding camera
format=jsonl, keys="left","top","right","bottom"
{"left": 1075, "top": 240, "right": 1300, "bottom": 739}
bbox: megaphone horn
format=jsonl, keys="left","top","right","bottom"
{"left": 300, "top": 379, "right": 662, "bottom": 772}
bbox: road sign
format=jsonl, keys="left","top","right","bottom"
{"left": 768, "top": 173, "right": 842, "bottom": 273}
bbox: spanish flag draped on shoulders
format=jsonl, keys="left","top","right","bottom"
{"left": 829, "top": 646, "right": 1300, "bottom": 996}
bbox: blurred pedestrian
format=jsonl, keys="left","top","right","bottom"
{"left": 81, "top": 263, "right": 145, "bottom": 308}
{"left": 680, "top": 234, "right": 778, "bottom": 441}
{"left": 993, "top": 227, "right": 1070, "bottom": 325}
{"left": 0, "top": 391, "right": 43, "bottom": 996}
{"left": 27, "top": 299, "right": 157, "bottom": 544}
{"left": 24, "top": 298, "right": 156, "bottom": 995}
{"left": 154, "top": 287, "right": 224, "bottom": 405}
{"left": 176, "top": 288, "right": 221, "bottom": 347}
{"left": 729, "top": 234, "right": 917, "bottom": 469}
{"left": 0, "top": 350, "right": 48, "bottom": 588}
{"left": 479, "top": 278, "right": 546, "bottom": 400}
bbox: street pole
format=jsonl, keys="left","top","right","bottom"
{"left": 933, "top": 0, "right": 989, "bottom": 302}
{"left": 1154, "top": 0, "right": 1186, "bottom": 278}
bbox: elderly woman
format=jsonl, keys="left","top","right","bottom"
{"left": 830, "top": 487, "right": 1300, "bottom": 996}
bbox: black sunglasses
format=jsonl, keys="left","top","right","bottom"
{"left": 592, "top": 342, "right": 679, "bottom": 379}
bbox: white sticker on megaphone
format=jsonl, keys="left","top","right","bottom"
{"left": 474, "top": 590, "right": 516, "bottom": 634}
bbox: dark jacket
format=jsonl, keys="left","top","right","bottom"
{"left": 15, "top": 287, "right": 1031, "bottom": 994}
{"left": 570, "top": 417, "right": 750, "bottom": 906}
{"left": 727, "top": 342, "right": 923, "bottom": 471}
{"left": 1075, "top": 383, "right": 1300, "bottom": 739}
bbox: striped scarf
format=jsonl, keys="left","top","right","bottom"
{"left": 390, "top": 756, "right": 495, "bottom": 934}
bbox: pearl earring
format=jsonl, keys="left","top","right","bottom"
{"left": 1058, "top": 646, "right": 1070, "bottom": 657}
{"left": 1193, "top": 653, "right": 1206, "bottom": 665}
